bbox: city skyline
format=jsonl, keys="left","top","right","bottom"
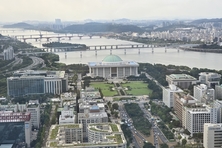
{"left": 1, "top": 0, "right": 222, "bottom": 22}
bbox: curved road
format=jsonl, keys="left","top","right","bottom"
{"left": 19, "top": 56, "right": 45, "bottom": 71}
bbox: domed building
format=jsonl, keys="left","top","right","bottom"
{"left": 88, "top": 55, "right": 139, "bottom": 78}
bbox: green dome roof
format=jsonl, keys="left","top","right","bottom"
{"left": 102, "top": 55, "right": 122, "bottom": 62}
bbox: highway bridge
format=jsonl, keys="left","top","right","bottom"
{"left": 18, "top": 43, "right": 180, "bottom": 57}
{"left": 11, "top": 33, "right": 101, "bottom": 42}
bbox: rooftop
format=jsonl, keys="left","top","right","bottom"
{"left": 167, "top": 74, "right": 197, "bottom": 80}
{"left": 102, "top": 55, "right": 122, "bottom": 63}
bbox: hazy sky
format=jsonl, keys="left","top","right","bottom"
{"left": 1, "top": 0, "right": 222, "bottom": 22}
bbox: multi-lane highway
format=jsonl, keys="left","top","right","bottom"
{"left": 138, "top": 103, "right": 169, "bottom": 146}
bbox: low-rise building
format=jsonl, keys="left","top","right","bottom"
{"left": 166, "top": 74, "right": 197, "bottom": 89}
{"left": 204, "top": 123, "right": 222, "bottom": 148}
{"left": 59, "top": 106, "right": 76, "bottom": 124}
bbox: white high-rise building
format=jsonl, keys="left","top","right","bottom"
{"left": 26, "top": 100, "right": 40, "bottom": 129}
{"left": 162, "top": 84, "right": 183, "bottom": 108}
{"left": 186, "top": 105, "right": 217, "bottom": 136}
{"left": 214, "top": 100, "right": 222, "bottom": 123}
{"left": 204, "top": 123, "right": 222, "bottom": 148}
{"left": 215, "top": 85, "right": 222, "bottom": 100}
{"left": 194, "top": 84, "right": 215, "bottom": 103}
{"left": 3, "top": 46, "right": 14, "bottom": 60}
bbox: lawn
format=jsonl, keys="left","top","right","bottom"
{"left": 90, "top": 82, "right": 118, "bottom": 97}
{"left": 121, "top": 81, "right": 152, "bottom": 96}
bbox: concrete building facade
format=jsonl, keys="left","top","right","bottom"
{"left": 194, "top": 84, "right": 215, "bottom": 103}
{"left": 204, "top": 123, "right": 222, "bottom": 148}
{"left": 7, "top": 70, "right": 68, "bottom": 97}
{"left": 162, "top": 84, "right": 183, "bottom": 108}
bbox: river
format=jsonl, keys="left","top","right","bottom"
{"left": 1, "top": 27, "right": 222, "bottom": 70}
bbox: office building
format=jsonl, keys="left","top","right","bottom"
{"left": 88, "top": 55, "right": 139, "bottom": 78}
{"left": 215, "top": 85, "right": 222, "bottom": 100}
{"left": 194, "top": 84, "right": 215, "bottom": 103}
{"left": 0, "top": 111, "right": 31, "bottom": 147}
{"left": 47, "top": 124, "right": 83, "bottom": 146}
{"left": 199, "top": 72, "right": 221, "bottom": 88}
{"left": 162, "top": 84, "right": 183, "bottom": 108}
{"left": 46, "top": 123, "right": 127, "bottom": 148}
{"left": 203, "top": 123, "right": 222, "bottom": 148}
{"left": 166, "top": 74, "right": 197, "bottom": 89}
{"left": 173, "top": 93, "right": 196, "bottom": 127}
{"left": 214, "top": 100, "right": 222, "bottom": 123}
{"left": 27, "top": 100, "right": 40, "bottom": 129}
{"left": 186, "top": 106, "right": 217, "bottom": 136}
{"left": 78, "top": 104, "right": 108, "bottom": 139}
{"left": 7, "top": 70, "right": 68, "bottom": 97}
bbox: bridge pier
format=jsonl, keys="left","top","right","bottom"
{"left": 138, "top": 49, "right": 140, "bottom": 54}
{"left": 50, "top": 48, "right": 52, "bottom": 52}
{"left": 23, "top": 39, "right": 26, "bottom": 42}
{"left": 124, "top": 49, "right": 126, "bottom": 55}
{"left": 110, "top": 49, "right": 112, "bottom": 55}
{"left": 95, "top": 46, "right": 97, "bottom": 50}
{"left": 100, "top": 46, "right": 102, "bottom": 50}
{"left": 105, "top": 46, "right": 106, "bottom": 49}
{"left": 152, "top": 47, "right": 154, "bottom": 53}
{"left": 165, "top": 48, "right": 167, "bottom": 53}
{"left": 89, "top": 36, "right": 92, "bottom": 39}
{"left": 79, "top": 36, "right": 82, "bottom": 39}
{"left": 65, "top": 52, "right": 67, "bottom": 59}
{"left": 80, "top": 51, "right": 82, "bottom": 58}
{"left": 99, "top": 36, "right": 102, "bottom": 38}
{"left": 47, "top": 38, "right": 50, "bottom": 41}
{"left": 58, "top": 37, "right": 61, "bottom": 42}
{"left": 111, "top": 46, "right": 113, "bottom": 49}
{"left": 132, "top": 45, "right": 134, "bottom": 48}
{"left": 95, "top": 50, "right": 97, "bottom": 56}
{"left": 137, "top": 45, "right": 139, "bottom": 48}
{"left": 35, "top": 38, "right": 38, "bottom": 42}
{"left": 142, "top": 45, "right": 144, "bottom": 48}
{"left": 68, "top": 37, "right": 72, "bottom": 40}
{"left": 178, "top": 48, "right": 180, "bottom": 52}
{"left": 116, "top": 46, "right": 118, "bottom": 49}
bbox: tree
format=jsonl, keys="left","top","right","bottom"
{"left": 182, "top": 139, "right": 187, "bottom": 147}
{"left": 178, "top": 135, "right": 182, "bottom": 140}
{"left": 160, "top": 143, "right": 169, "bottom": 148}
{"left": 112, "top": 103, "right": 119, "bottom": 110}
{"left": 143, "top": 142, "right": 155, "bottom": 148}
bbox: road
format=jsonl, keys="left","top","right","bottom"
{"left": 138, "top": 103, "right": 169, "bottom": 147}
{"left": 119, "top": 102, "right": 144, "bottom": 148}
{"left": 19, "top": 56, "right": 45, "bottom": 71}
{"left": 143, "top": 72, "right": 164, "bottom": 89}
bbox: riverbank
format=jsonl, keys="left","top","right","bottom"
{"left": 180, "top": 47, "right": 222, "bottom": 53}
